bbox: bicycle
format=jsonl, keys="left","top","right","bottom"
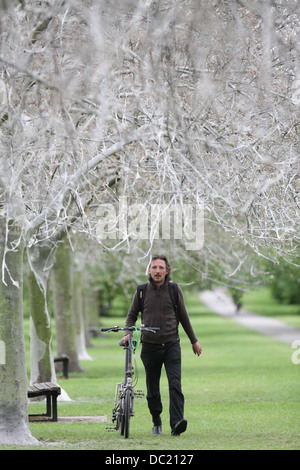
{"left": 100, "top": 325, "right": 159, "bottom": 438}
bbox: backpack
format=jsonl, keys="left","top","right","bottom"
{"left": 137, "top": 281, "right": 179, "bottom": 324}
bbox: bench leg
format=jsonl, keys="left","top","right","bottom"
{"left": 52, "top": 393, "right": 58, "bottom": 422}
{"left": 28, "top": 388, "right": 60, "bottom": 422}
{"left": 46, "top": 392, "right": 58, "bottom": 421}
{"left": 46, "top": 393, "right": 52, "bottom": 417}
{"left": 63, "top": 359, "right": 69, "bottom": 379}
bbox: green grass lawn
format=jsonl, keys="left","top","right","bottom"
{"left": 243, "top": 288, "right": 300, "bottom": 329}
{"left": 2, "top": 293, "right": 300, "bottom": 450}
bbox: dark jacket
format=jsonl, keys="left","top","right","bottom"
{"left": 125, "top": 278, "right": 198, "bottom": 344}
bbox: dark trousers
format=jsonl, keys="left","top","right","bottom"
{"left": 141, "top": 339, "right": 184, "bottom": 429}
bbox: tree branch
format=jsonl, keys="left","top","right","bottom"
{"left": 25, "top": 130, "right": 146, "bottom": 241}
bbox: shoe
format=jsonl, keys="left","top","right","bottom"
{"left": 171, "top": 419, "right": 187, "bottom": 435}
{"left": 152, "top": 425, "right": 162, "bottom": 435}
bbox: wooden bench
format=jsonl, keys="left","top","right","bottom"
{"left": 28, "top": 382, "right": 61, "bottom": 422}
{"left": 54, "top": 355, "right": 69, "bottom": 379}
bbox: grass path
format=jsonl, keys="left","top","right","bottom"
{"left": 2, "top": 294, "right": 300, "bottom": 450}
{"left": 243, "top": 288, "right": 300, "bottom": 329}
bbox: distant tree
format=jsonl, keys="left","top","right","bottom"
{"left": 265, "top": 257, "right": 300, "bottom": 305}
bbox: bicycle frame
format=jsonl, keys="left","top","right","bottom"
{"left": 112, "top": 331, "right": 136, "bottom": 436}
{"left": 124, "top": 331, "right": 135, "bottom": 383}
{"left": 100, "top": 325, "right": 159, "bottom": 438}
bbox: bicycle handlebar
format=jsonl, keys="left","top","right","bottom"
{"left": 101, "top": 325, "right": 160, "bottom": 333}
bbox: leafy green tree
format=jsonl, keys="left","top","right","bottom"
{"left": 266, "top": 258, "right": 300, "bottom": 305}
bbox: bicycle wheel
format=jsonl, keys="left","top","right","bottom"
{"left": 124, "top": 388, "right": 132, "bottom": 439}
{"left": 114, "top": 403, "right": 121, "bottom": 432}
{"left": 119, "top": 396, "right": 124, "bottom": 435}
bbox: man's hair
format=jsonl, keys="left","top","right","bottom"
{"left": 150, "top": 254, "right": 171, "bottom": 273}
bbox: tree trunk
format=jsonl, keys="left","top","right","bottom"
{"left": 52, "top": 242, "right": 84, "bottom": 373}
{"left": 28, "top": 269, "right": 55, "bottom": 384}
{"left": 27, "top": 243, "right": 71, "bottom": 401}
{"left": 72, "top": 270, "right": 92, "bottom": 360}
{"left": 27, "top": 242, "right": 57, "bottom": 385}
{"left": 0, "top": 222, "right": 38, "bottom": 445}
{"left": 83, "top": 287, "right": 100, "bottom": 343}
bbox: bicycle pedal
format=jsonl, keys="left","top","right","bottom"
{"left": 134, "top": 390, "right": 145, "bottom": 397}
{"left": 105, "top": 426, "right": 117, "bottom": 431}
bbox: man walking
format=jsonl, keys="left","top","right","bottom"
{"left": 122, "top": 255, "right": 202, "bottom": 436}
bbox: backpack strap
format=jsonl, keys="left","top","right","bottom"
{"left": 137, "top": 283, "right": 148, "bottom": 314}
{"left": 136, "top": 282, "right": 179, "bottom": 324}
{"left": 168, "top": 281, "right": 179, "bottom": 324}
